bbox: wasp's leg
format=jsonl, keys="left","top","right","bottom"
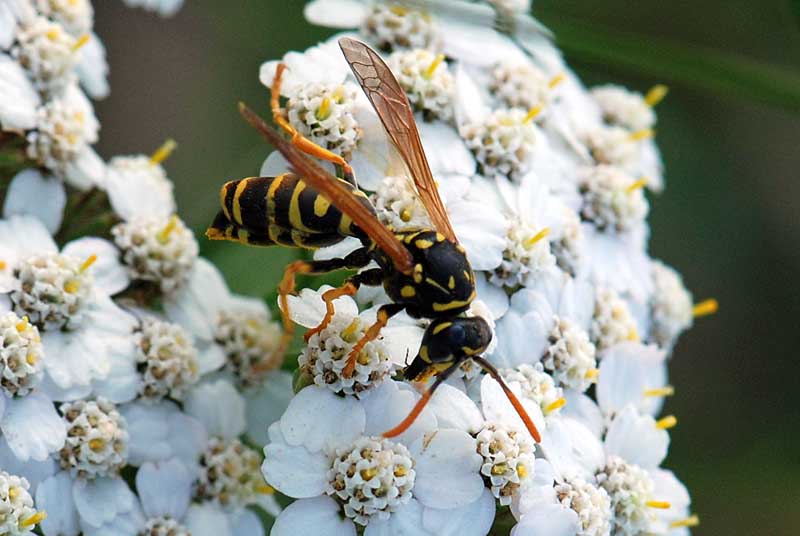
{"left": 259, "top": 248, "right": 372, "bottom": 373}
{"left": 270, "top": 63, "right": 354, "bottom": 182}
{"left": 303, "top": 268, "right": 384, "bottom": 342}
{"left": 342, "top": 302, "right": 405, "bottom": 378}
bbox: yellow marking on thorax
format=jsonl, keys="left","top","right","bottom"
{"left": 313, "top": 194, "right": 331, "bottom": 217}
{"left": 232, "top": 178, "right": 250, "bottom": 225}
{"left": 425, "top": 277, "right": 448, "bottom": 293}
{"left": 432, "top": 321, "right": 452, "bottom": 335}
{"left": 435, "top": 233, "right": 445, "bottom": 242}
{"left": 418, "top": 345, "right": 430, "bottom": 363}
{"left": 432, "top": 289, "right": 476, "bottom": 312}
{"left": 415, "top": 239, "right": 434, "bottom": 249}
{"left": 403, "top": 231, "right": 424, "bottom": 244}
{"left": 401, "top": 285, "right": 416, "bottom": 298}
{"left": 413, "top": 264, "right": 423, "bottom": 284}
{"left": 447, "top": 276, "right": 455, "bottom": 289}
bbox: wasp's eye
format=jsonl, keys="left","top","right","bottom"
{"left": 447, "top": 323, "right": 466, "bottom": 346}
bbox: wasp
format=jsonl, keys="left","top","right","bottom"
{"left": 207, "top": 37, "right": 541, "bottom": 442}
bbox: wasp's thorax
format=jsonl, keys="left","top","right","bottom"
{"left": 374, "top": 229, "right": 476, "bottom": 318}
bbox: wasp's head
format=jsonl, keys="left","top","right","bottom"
{"left": 421, "top": 316, "right": 492, "bottom": 364}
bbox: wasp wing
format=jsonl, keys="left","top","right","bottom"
{"left": 238, "top": 102, "right": 414, "bottom": 275}
{"left": 339, "top": 37, "right": 458, "bottom": 244}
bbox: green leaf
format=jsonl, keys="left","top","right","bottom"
{"left": 792, "top": 0, "right": 800, "bottom": 28}
{"left": 539, "top": 14, "right": 800, "bottom": 112}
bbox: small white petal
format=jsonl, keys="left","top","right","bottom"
{"left": 37, "top": 472, "right": 80, "bottom": 536}
{"left": 0, "top": 437, "right": 57, "bottom": 493}
{"left": 280, "top": 385, "right": 365, "bottom": 452}
{"left": 475, "top": 272, "right": 510, "bottom": 320}
{"left": 422, "top": 488, "right": 495, "bottom": 536}
{"left": 412, "top": 429, "right": 483, "bottom": 509}
{"left": 64, "top": 147, "right": 107, "bottom": 191}
{"left": 650, "top": 468, "right": 690, "bottom": 510}
{"left": 73, "top": 477, "right": 136, "bottom": 528}
{"left": 419, "top": 121, "right": 475, "bottom": 177}
{"left": 283, "top": 286, "right": 359, "bottom": 329}
{"left": 136, "top": 458, "right": 193, "bottom": 520}
{"left": 366, "top": 498, "right": 431, "bottom": 536}
{"left": 1, "top": 392, "right": 66, "bottom": 462}
{"left": 271, "top": 496, "right": 356, "bottom": 536}
{"left": 0, "top": 214, "right": 57, "bottom": 256}
{"left": 164, "top": 258, "right": 230, "bottom": 341}
{"left": 511, "top": 502, "right": 580, "bottom": 536}
{"left": 539, "top": 417, "right": 604, "bottom": 481}
{"left": 560, "top": 389, "right": 604, "bottom": 438}
{"left": 604, "top": 405, "right": 669, "bottom": 468}
{"left": 75, "top": 33, "right": 109, "bottom": 99}
{"left": 304, "top": 0, "right": 366, "bottom": 28}
{"left": 42, "top": 329, "right": 109, "bottom": 389}
{"left": 184, "top": 379, "right": 246, "bottom": 439}
{"left": 244, "top": 370, "right": 293, "bottom": 446}
{"left": 230, "top": 509, "right": 264, "bottom": 536}
{"left": 362, "top": 380, "right": 436, "bottom": 445}
{"left": 121, "top": 401, "right": 207, "bottom": 466}
{"left": 426, "top": 383, "right": 483, "bottom": 434}
{"left": 62, "top": 237, "right": 130, "bottom": 296}
{"left": 0, "top": 54, "right": 40, "bottom": 131}
{"left": 597, "top": 342, "right": 667, "bottom": 416}
{"left": 184, "top": 504, "right": 232, "bottom": 536}
{"left": 262, "top": 438, "right": 330, "bottom": 498}
{"left": 480, "top": 375, "right": 545, "bottom": 438}
{"left": 3, "top": 169, "right": 66, "bottom": 234}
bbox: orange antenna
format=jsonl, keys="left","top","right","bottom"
{"left": 474, "top": 357, "right": 541, "bottom": 443}
{"left": 383, "top": 357, "right": 542, "bottom": 443}
{"left": 383, "top": 361, "right": 462, "bottom": 438}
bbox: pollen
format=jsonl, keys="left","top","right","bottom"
{"left": 341, "top": 318, "right": 361, "bottom": 343}
{"left": 629, "top": 128, "right": 654, "bottom": 142}
{"left": 149, "top": 138, "right": 178, "bottom": 165}
{"left": 645, "top": 500, "right": 671, "bottom": 509}
{"left": 584, "top": 368, "right": 599, "bottom": 380}
{"left": 88, "top": 438, "right": 106, "bottom": 452}
{"left": 692, "top": 298, "right": 718, "bottom": 318}
{"left": 0, "top": 260, "right": 6, "bottom": 269}
{"left": 157, "top": 215, "right": 179, "bottom": 244}
{"left": 671, "top": 514, "right": 700, "bottom": 528}
{"left": 15, "top": 316, "right": 30, "bottom": 332}
{"left": 523, "top": 227, "right": 550, "bottom": 249}
{"left": 20, "top": 511, "right": 47, "bottom": 528}
{"left": 645, "top": 84, "right": 669, "bottom": 107}
{"left": 548, "top": 73, "right": 565, "bottom": 89}
{"left": 316, "top": 96, "right": 332, "bottom": 120}
{"left": 625, "top": 178, "right": 648, "bottom": 193}
{"left": 643, "top": 386, "right": 674, "bottom": 398}
{"left": 255, "top": 484, "right": 275, "bottom": 495}
{"left": 80, "top": 254, "right": 97, "bottom": 273}
{"left": 516, "top": 463, "right": 528, "bottom": 478}
{"left": 423, "top": 53, "right": 445, "bottom": 79}
{"left": 63, "top": 280, "right": 80, "bottom": 294}
{"left": 545, "top": 397, "right": 566, "bottom": 414}
{"left": 72, "top": 33, "right": 90, "bottom": 52}
{"left": 656, "top": 415, "right": 677, "bottom": 430}
{"left": 524, "top": 104, "right": 543, "bottom": 123}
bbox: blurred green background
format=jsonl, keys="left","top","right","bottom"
{"left": 93, "top": 1, "right": 800, "bottom": 534}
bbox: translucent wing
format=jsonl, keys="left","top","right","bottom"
{"left": 339, "top": 37, "right": 458, "bottom": 244}
{"left": 238, "top": 102, "right": 414, "bottom": 275}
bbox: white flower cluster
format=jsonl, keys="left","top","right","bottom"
{"left": 257, "top": 1, "right": 712, "bottom": 534}
{"left": 0, "top": 3, "right": 296, "bottom": 536}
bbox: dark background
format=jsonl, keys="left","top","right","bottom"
{"left": 93, "top": 2, "right": 800, "bottom": 534}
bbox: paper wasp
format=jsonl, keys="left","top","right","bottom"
{"left": 207, "top": 37, "right": 540, "bottom": 442}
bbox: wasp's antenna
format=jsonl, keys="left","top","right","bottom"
{"left": 382, "top": 360, "right": 462, "bottom": 438}
{"left": 473, "top": 356, "right": 542, "bottom": 443}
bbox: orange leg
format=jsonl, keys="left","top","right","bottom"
{"left": 342, "top": 303, "right": 404, "bottom": 378}
{"left": 253, "top": 260, "right": 312, "bottom": 374}
{"left": 270, "top": 63, "right": 354, "bottom": 181}
{"left": 303, "top": 281, "right": 358, "bottom": 342}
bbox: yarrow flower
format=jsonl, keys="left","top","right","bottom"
{"left": 0, "top": 1, "right": 713, "bottom": 534}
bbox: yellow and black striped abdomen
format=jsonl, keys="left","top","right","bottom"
{"left": 207, "top": 174, "right": 375, "bottom": 249}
